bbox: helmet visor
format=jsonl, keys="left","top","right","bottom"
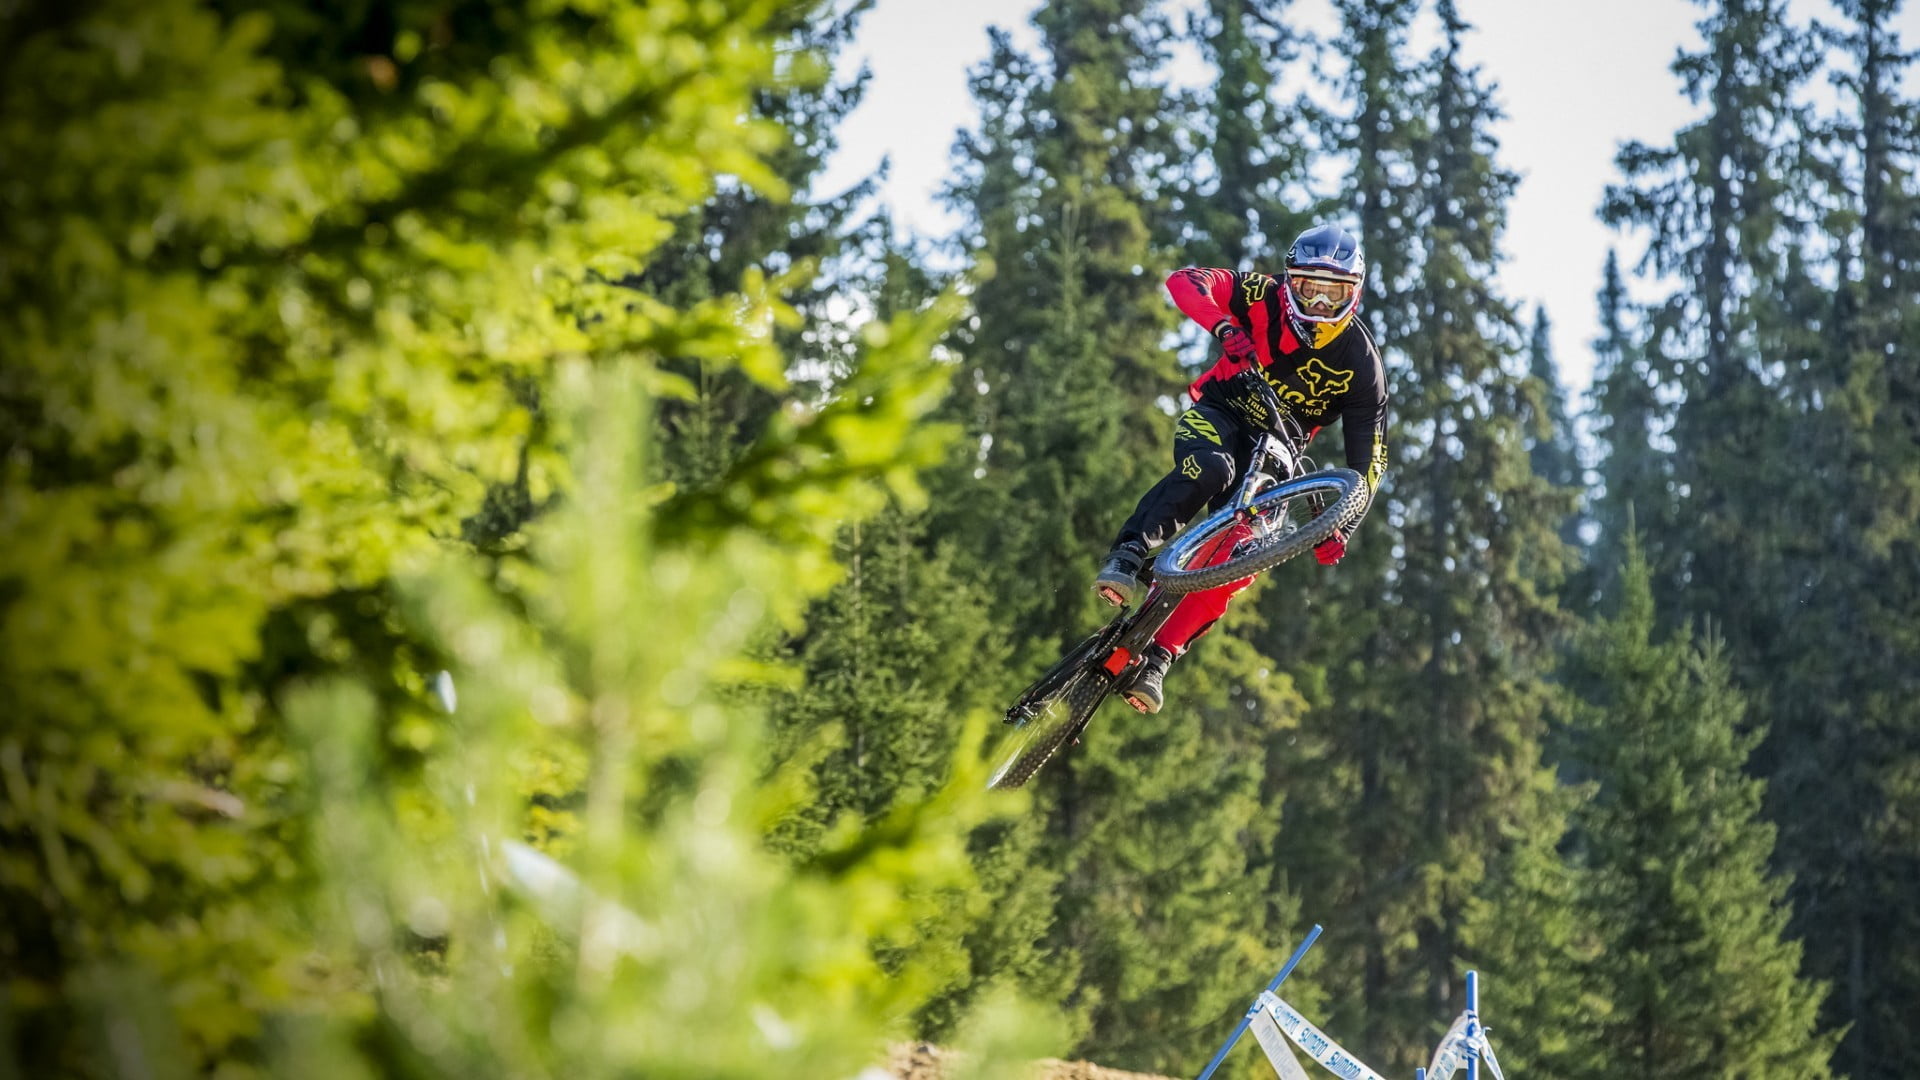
{"left": 1287, "top": 272, "right": 1357, "bottom": 318}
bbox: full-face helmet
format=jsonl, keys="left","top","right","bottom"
{"left": 1283, "top": 223, "right": 1365, "bottom": 331}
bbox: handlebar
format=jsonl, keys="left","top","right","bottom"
{"left": 1227, "top": 367, "right": 1311, "bottom": 459}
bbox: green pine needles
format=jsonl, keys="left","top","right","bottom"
{"left": 1561, "top": 544, "right": 1838, "bottom": 1078}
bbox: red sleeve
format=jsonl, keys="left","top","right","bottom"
{"left": 1165, "top": 268, "right": 1239, "bottom": 335}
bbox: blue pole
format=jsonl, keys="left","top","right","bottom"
{"left": 1465, "top": 971, "right": 1480, "bottom": 1080}
{"left": 1194, "top": 924, "right": 1324, "bottom": 1080}
{"left": 1417, "top": 1070, "right": 1428, "bottom": 1080}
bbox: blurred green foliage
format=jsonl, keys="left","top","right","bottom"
{"left": 0, "top": 0, "right": 1042, "bottom": 1075}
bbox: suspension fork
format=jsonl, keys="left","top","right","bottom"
{"left": 1232, "top": 435, "right": 1281, "bottom": 511}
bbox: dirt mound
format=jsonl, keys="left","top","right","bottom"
{"left": 884, "top": 1042, "right": 1179, "bottom": 1080}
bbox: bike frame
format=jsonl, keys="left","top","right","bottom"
{"left": 1005, "top": 412, "right": 1314, "bottom": 725}
{"left": 1101, "top": 429, "right": 1309, "bottom": 675}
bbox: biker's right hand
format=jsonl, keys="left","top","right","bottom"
{"left": 1216, "top": 323, "right": 1258, "bottom": 365}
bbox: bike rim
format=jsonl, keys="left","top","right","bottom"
{"left": 1158, "top": 471, "right": 1358, "bottom": 576}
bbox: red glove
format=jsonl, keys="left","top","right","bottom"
{"left": 1216, "top": 323, "right": 1258, "bottom": 366}
{"left": 1315, "top": 530, "right": 1347, "bottom": 566}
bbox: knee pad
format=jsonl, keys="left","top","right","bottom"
{"left": 1177, "top": 449, "right": 1236, "bottom": 494}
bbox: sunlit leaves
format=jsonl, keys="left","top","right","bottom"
{"left": 0, "top": 0, "right": 985, "bottom": 1073}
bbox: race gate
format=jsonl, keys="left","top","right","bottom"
{"left": 1194, "top": 925, "right": 1507, "bottom": 1080}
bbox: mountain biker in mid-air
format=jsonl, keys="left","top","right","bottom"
{"left": 1091, "top": 223, "right": 1390, "bottom": 714}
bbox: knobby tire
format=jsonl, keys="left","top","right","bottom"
{"left": 1152, "top": 467, "right": 1369, "bottom": 595}
{"left": 987, "top": 669, "right": 1112, "bottom": 790}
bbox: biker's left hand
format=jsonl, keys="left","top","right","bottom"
{"left": 1315, "top": 528, "right": 1348, "bottom": 566}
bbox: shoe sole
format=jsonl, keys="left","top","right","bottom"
{"left": 1123, "top": 691, "right": 1160, "bottom": 715}
{"left": 1095, "top": 583, "right": 1134, "bottom": 606}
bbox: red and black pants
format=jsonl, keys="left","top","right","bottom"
{"left": 1111, "top": 400, "right": 1278, "bottom": 654}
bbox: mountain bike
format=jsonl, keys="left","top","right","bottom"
{"left": 985, "top": 381, "right": 1371, "bottom": 791}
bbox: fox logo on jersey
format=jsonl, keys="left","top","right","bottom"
{"left": 1300, "top": 357, "right": 1353, "bottom": 399}
{"left": 1240, "top": 274, "right": 1274, "bottom": 306}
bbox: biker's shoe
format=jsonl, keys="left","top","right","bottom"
{"left": 1092, "top": 542, "right": 1150, "bottom": 606}
{"left": 1122, "top": 645, "right": 1176, "bottom": 714}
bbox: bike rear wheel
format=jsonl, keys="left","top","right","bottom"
{"left": 1152, "top": 467, "right": 1368, "bottom": 595}
{"left": 987, "top": 669, "right": 1112, "bottom": 790}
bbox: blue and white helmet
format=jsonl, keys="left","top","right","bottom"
{"left": 1283, "top": 223, "right": 1366, "bottom": 329}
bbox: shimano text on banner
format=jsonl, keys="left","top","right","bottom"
{"left": 1258, "top": 992, "right": 1387, "bottom": 1080}
{"left": 1248, "top": 1006, "right": 1313, "bottom": 1080}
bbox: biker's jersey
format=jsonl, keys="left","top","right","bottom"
{"left": 1167, "top": 266, "right": 1389, "bottom": 491}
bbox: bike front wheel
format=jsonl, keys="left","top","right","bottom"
{"left": 986, "top": 669, "right": 1112, "bottom": 790}
{"left": 1152, "top": 467, "right": 1369, "bottom": 595}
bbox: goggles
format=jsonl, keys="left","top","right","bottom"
{"left": 1287, "top": 272, "right": 1357, "bottom": 313}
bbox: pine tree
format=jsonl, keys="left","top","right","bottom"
{"left": 1521, "top": 307, "right": 1583, "bottom": 550}
{"left": 762, "top": 503, "right": 1027, "bottom": 1031}
{"left": 933, "top": 5, "right": 1311, "bottom": 1068}
{"left": 1587, "top": 250, "right": 1677, "bottom": 603}
{"left": 1261, "top": 5, "right": 1575, "bottom": 1069}
{"left": 935, "top": 25, "right": 1164, "bottom": 646}
{"left": 1834, "top": 4, "right": 1920, "bottom": 1066}
{"left": 770, "top": 509, "right": 1006, "bottom": 846}
{"left": 1599, "top": 5, "right": 1920, "bottom": 1074}
{"left": 1256, "top": 3, "right": 1424, "bottom": 1062}
{"left": 639, "top": 3, "right": 883, "bottom": 492}
{"left": 1564, "top": 543, "right": 1836, "bottom": 1078}
{"left": 1327, "top": 0, "right": 1425, "bottom": 344}
{"left": 1760, "top": 4, "right": 1920, "bottom": 1073}
{"left": 0, "top": 1, "right": 999, "bottom": 1074}
{"left": 1185, "top": 0, "right": 1317, "bottom": 268}
{"left": 1399, "top": 0, "right": 1576, "bottom": 1048}
{"left": 455, "top": 5, "right": 888, "bottom": 550}
{"left": 1459, "top": 777, "right": 1609, "bottom": 1080}
{"left": 1598, "top": 0, "right": 1820, "bottom": 650}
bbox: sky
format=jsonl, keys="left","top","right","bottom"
{"left": 815, "top": 0, "right": 1920, "bottom": 400}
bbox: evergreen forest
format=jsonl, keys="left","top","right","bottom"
{"left": 2, "top": 0, "right": 1916, "bottom": 1077}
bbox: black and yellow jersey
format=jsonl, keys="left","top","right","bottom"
{"left": 1168, "top": 266, "right": 1389, "bottom": 491}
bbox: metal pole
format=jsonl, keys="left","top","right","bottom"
{"left": 1465, "top": 971, "right": 1480, "bottom": 1080}
{"left": 1195, "top": 924, "right": 1324, "bottom": 1080}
